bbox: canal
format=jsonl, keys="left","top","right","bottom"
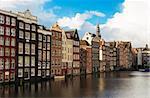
{"left": 0, "top": 71, "right": 150, "bottom": 98}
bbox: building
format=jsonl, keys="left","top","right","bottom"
{"left": 0, "top": 9, "right": 17, "bottom": 83}
{"left": 50, "top": 23, "right": 62, "bottom": 76}
{"left": 62, "top": 30, "right": 73, "bottom": 76}
{"left": 80, "top": 40, "right": 92, "bottom": 74}
{"left": 80, "top": 40, "right": 87, "bottom": 75}
{"left": 16, "top": 10, "right": 38, "bottom": 82}
{"left": 116, "top": 41, "right": 132, "bottom": 69}
{"left": 142, "top": 44, "right": 150, "bottom": 67}
{"left": 37, "top": 25, "right": 51, "bottom": 80}
{"left": 65, "top": 29, "right": 80, "bottom": 75}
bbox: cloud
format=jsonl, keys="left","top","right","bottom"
{"left": 101, "top": 0, "right": 150, "bottom": 47}
{"left": 57, "top": 11, "right": 105, "bottom": 30}
{"left": 0, "top": 0, "right": 57, "bottom": 27}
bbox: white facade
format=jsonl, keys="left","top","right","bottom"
{"left": 82, "top": 32, "right": 94, "bottom": 45}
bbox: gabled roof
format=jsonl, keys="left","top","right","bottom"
{"left": 65, "top": 29, "right": 79, "bottom": 40}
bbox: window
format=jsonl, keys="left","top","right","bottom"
{"left": 31, "top": 44, "right": 35, "bottom": 55}
{"left": 0, "top": 26, "right": 4, "bottom": 35}
{"left": 38, "top": 42, "right": 42, "bottom": 49}
{"left": 11, "top": 18, "right": 16, "bottom": 26}
{"left": 38, "top": 70, "right": 41, "bottom": 76}
{"left": 38, "top": 62, "right": 41, "bottom": 69}
{"left": 31, "top": 56, "right": 35, "bottom": 66}
{"left": 46, "top": 70, "right": 50, "bottom": 76}
{"left": 11, "top": 38, "right": 15, "bottom": 46}
{"left": 24, "top": 68, "right": 30, "bottom": 79}
{"left": 11, "top": 59, "right": 15, "bottom": 69}
{"left": 5, "top": 48, "right": 10, "bottom": 56}
{"left": 47, "top": 51, "right": 50, "bottom": 61}
{"left": 25, "top": 43, "right": 30, "bottom": 54}
{"left": 0, "top": 37, "right": 4, "bottom": 45}
{"left": 0, "top": 47, "right": 4, "bottom": 56}
{"left": 18, "top": 69, "right": 23, "bottom": 77}
{"left": 6, "top": 16, "right": 10, "bottom": 25}
{"left": 5, "top": 71, "right": 9, "bottom": 81}
{"left": 5, "top": 37, "right": 10, "bottom": 46}
{"left": 11, "top": 48, "right": 15, "bottom": 57}
{"left": 5, "top": 58, "right": 10, "bottom": 69}
{"left": 0, "top": 15, "right": 4, "bottom": 24}
{"left": 11, "top": 28, "right": 16, "bottom": 36}
{"left": 31, "top": 33, "right": 36, "bottom": 40}
{"left": 25, "top": 32, "right": 30, "bottom": 39}
{"left": 32, "top": 25, "right": 36, "bottom": 31}
{"left": 0, "top": 72, "right": 3, "bottom": 81}
{"left": 38, "top": 34, "right": 42, "bottom": 41}
{"left": 47, "top": 62, "right": 50, "bottom": 68}
{"left": 31, "top": 68, "right": 35, "bottom": 76}
{"left": 18, "top": 43, "right": 23, "bottom": 54}
{"left": 0, "top": 58, "right": 4, "bottom": 69}
{"left": 25, "top": 24, "right": 30, "bottom": 30}
{"left": 19, "top": 30, "right": 24, "bottom": 39}
{"left": 18, "top": 56, "right": 23, "bottom": 67}
{"left": 10, "top": 72, "right": 15, "bottom": 81}
{"left": 19, "top": 22, "right": 24, "bottom": 29}
{"left": 47, "top": 36, "right": 50, "bottom": 42}
{"left": 6, "top": 27, "right": 10, "bottom": 36}
{"left": 25, "top": 56, "right": 30, "bottom": 67}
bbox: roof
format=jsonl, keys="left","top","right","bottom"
{"left": 65, "top": 29, "right": 79, "bottom": 40}
{"left": 80, "top": 40, "right": 89, "bottom": 46}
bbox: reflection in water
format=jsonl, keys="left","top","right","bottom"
{"left": 0, "top": 71, "right": 150, "bottom": 98}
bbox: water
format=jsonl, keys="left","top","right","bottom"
{"left": 0, "top": 71, "right": 150, "bottom": 98}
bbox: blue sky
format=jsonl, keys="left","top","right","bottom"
{"left": 0, "top": 0, "right": 149, "bottom": 47}
{"left": 43, "top": 0, "right": 124, "bottom": 24}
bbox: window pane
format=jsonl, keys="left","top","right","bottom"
{"left": 18, "top": 56, "right": 23, "bottom": 67}
{"left": 6, "top": 16, "right": 10, "bottom": 25}
{"left": 25, "top": 56, "right": 30, "bottom": 67}
{"left": 5, "top": 48, "right": 10, "bottom": 56}
{"left": 0, "top": 15, "right": 4, "bottom": 24}
{"left": 25, "top": 43, "right": 30, "bottom": 54}
{"left": 31, "top": 56, "right": 35, "bottom": 66}
{"left": 0, "top": 36, "right": 4, "bottom": 45}
{"left": 0, "top": 47, "right": 4, "bottom": 56}
{"left": 18, "top": 43, "right": 23, "bottom": 54}
{"left": 11, "top": 48, "right": 15, "bottom": 57}
{"left": 0, "top": 58, "right": 4, "bottom": 69}
{"left": 6, "top": 27, "right": 10, "bottom": 36}
{"left": 19, "top": 30, "right": 24, "bottom": 39}
{"left": 5, "top": 37, "right": 10, "bottom": 46}
{"left": 11, "top": 38, "right": 15, "bottom": 46}
{"left": 11, "top": 28, "right": 16, "bottom": 36}
{"left": 0, "top": 26, "right": 4, "bottom": 35}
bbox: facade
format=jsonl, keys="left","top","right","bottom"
{"left": 65, "top": 30, "right": 80, "bottom": 75}
{"left": 142, "top": 44, "right": 150, "bottom": 67}
{"left": 0, "top": 10, "right": 17, "bottom": 83}
{"left": 62, "top": 30, "right": 73, "bottom": 76}
{"left": 80, "top": 40, "right": 88, "bottom": 75}
{"left": 116, "top": 41, "right": 132, "bottom": 69}
{"left": 16, "top": 10, "right": 38, "bottom": 82}
{"left": 50, "top": 23, "right": 62, "bottom": 76}
{"left": 37, "top": 25, "right": 51, "bottom": 79}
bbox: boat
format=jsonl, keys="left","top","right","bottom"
{"left": 54, "top": 75, "right": 65, "bottom": 80}
{"left": 139, "top": 68, "right": 150, "bottom": 72}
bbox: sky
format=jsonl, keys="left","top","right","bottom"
{"left": 0, "top": 0, "right": 149, "bottom": 47}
